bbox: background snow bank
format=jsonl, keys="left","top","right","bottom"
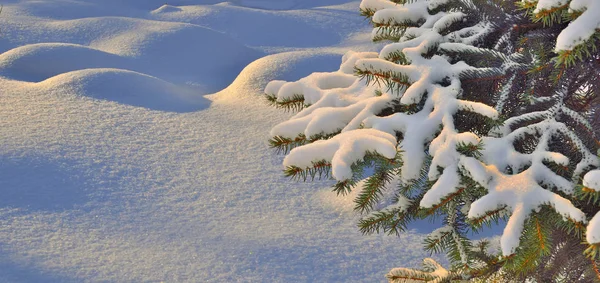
{"left": 0, "top": 0, "right": 437, "bottom": 281}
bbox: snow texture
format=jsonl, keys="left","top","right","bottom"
{"left": 0, "top": 0, "right": 438, "bottom": 282}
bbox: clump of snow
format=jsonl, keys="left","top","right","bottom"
{"left": 531, "top": 0, "right": 569, "bottom": 11}
{"left": 463, "top": 160, "right": 586, "bottom": 255}
{"left": 284, "top": 129, "right": 397, "bottom": 180}
{"left": 387, "top": 257, "right": 449, "bottom": 282}
{"left": 266, "top": 51, "right": 393, "bottom": 139}
{"left": 371, "top": 1, "right": 430, "bottom": 25}
{"left": 586, "top": 212, "right": 600, "bottom": 244}
{"left": 556, "top": 0, "right": 600, "bottom": 51}
{"left": 530, "top": 0, "right": 600, "bottom": 51}
{"left": 584, "top": 170, "right": 600, "bottom": 191}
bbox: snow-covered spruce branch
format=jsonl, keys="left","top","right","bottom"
{"left": 263, "top": 0, "right": 600, "bottom": 280}
{"left": 521, "top": 0, "right": 600, "bottom": 68}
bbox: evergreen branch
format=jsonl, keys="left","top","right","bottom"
{"left": 534, "top": 217, "right": 550, "bottom": 254}
{"left": 373, "top": 19, "right": 417, "bottom": 29}
{"left": 371, "top": 17, "right": 420, "bottom": 42}
{"left": 399, "top": 154, "right": 432, "bottom": 196}
{"left": 511, "top": 23, "right": 542, "bottom": 32}
{"left": 360, "top": 185, "right": 420, "bottom": 237}
{"left": 386, "top": 269, "right": 435, "bottom": 282}
{"left": 439, "top": 43, "right": 520, "bottom": 67}
{"left": 423, "top": 228, "right": 453, "bottom": 254}
{"left": 503, "top": 214, "right": 555, "bottom": 274}
{"left": 585, "top": 244, "right": 600, "bottom": 261}
{"left": 269, "top": 131, "right": 341, "bottom": 154}
{"left": 554, "top": 32, "right": 600, "bottom": 68}
{"left": 354, "top": 160, "right": 395, "bottom": 214}
{"left": 355, "top": 67, "right": 412, "bottom": 94}
{"left": 446, "top": 203, "right": 472, "bottom": 266}
{"left": 469, "top": 206, "right": 507, "bottom": 229}
{"left": 265, "top": 0, "right": 600, "bottom": 280}
{"left": 456, "top": 141, "right": 484, "bottom": 159}
{"left": 592, "top": 259, "right": 600, "bottom": 281}
{"left": 459, "top": 68, "right": 506, "bottom": 83}
{"left": 265, "top": 93, "right": 307, "bottom": 112}
{"left": 576, "top": 184, "right": 600, "bottom": 205}
{"left": 467, "top": 251, "right": 507, "bottom": 279}
{"left": 560, "top": 105, "right": 595, "bottom": 134}
{"left": 331, "top": 151, "right": 400, "bottom": 196}
{"left": 359, "top": 8, "right": 376, "bottom": 19}
{"left": 269, "top": 135, "right": 307, "bottom": 154}
{"left": 422, "top": 187, "right": 465, "bottom": 216}
{"left": 516, "top": 0, "right": 537, "bottom": 11}
{"left": 283, "top": 160, "right": 332, "bottom": 182}
{"left": 383, "top": 50, "right": 410, "bottom": 65}
{"left": 562, "top": 216, "right": 587, "bottom": 238}
{"left": 358, "top": 207, "right": 411, "bottom": 235}
{"left": 532, "top": 3, "right": 570, "bottom": 26}
{"left": 332, "top": 179, "right": 356, "bottom": 196}
{"left": 372, "top": 32, "right": 403, "bottom": 43}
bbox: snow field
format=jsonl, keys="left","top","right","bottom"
{"left": 0, "top": 0, "right": 436, "bottom": 281}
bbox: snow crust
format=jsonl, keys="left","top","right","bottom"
{"left": 0, "top": 0, "right": 437, "bottom": 281}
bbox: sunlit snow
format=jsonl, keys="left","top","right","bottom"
{"left": 0, "top": 0, "right": 438, "bottom": 282}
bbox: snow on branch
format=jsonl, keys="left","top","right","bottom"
{"left": 283, "top": 129, "right": 397, "bottom": 181}
{"left": 264, "top": 0, "right": 600, "bottom": 279}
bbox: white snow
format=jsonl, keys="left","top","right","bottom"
{"left": 266, "top": 0, "right": 600, "bottom": 261}
{"left": 0, "top": 0, "right": 437, "bottom": 281}
{"left": 584, "top": 170, "right": 600, "bottom": 192}
{"left": 462, "top": 160, "right": 586, "bottom": 255}
{"left": 587, "top": 211, "right": 600, "bottom": 244}
{"left": 555, "top": 0, "right": 600, "bottom": 51}
{"left": 283, "top": 129, "right": 397, "bottom": 180}
{"left": 530, "top": 0, "right": 600, "bottom": 51}
{"left": 531, "top": 0, "right": 569, "bottom": 11}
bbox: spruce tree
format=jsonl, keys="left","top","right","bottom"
{"left": 264, "top": 0, "right": 600, "bottom": 281}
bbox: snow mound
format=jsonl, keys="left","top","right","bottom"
{"left": 212, "top": 51, "right": 343, "bottom": 101}
{"left": 148, "top": 4, "right": 364, "bottom": 48}
{"left": 227, "top": 0, "right": 356, "bottom": 10}
{"left": 90, "top": 20, "right": 261, "bottom": 89}
{"left": 0, "top": 43, "right": 129, "bottom": 82}
{"left": 151, "top": 4, "right": 183, "bottom": 14}
{"left": 0, "top": 17, "right": 262, "bottom": 92}
{"left": 40, "top": 68, "right": 207, "bottom": 112}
